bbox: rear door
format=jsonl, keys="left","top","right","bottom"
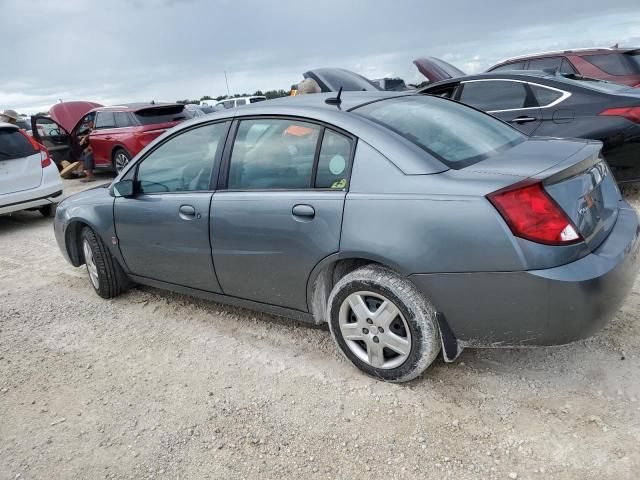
{"left": 211, "top": 117, "right": 354, "bottom": 311}
{"left": 90, "top": 111, "right": 118, "bottom": 166}
{"left": 457, "top": 79, "right": 543, "bottom": 135}
{"left": 114, "top": 121, "right": 230, "bottom": 291}
{"left": 0, "top": 126, "right": 41, "bottom": 195}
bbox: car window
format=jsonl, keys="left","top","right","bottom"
{"left": 114, "top": 112, "right": 133, "bottom": 128}
{"left": 95, "top": 112, "right": 116, "bottom": 129}
{"left": 560, "top": 58, "right": 576, "bottom": 74}
{"left": 228, "top": 119, "right": 321, "bottom": 190}
{"left": 459, "top": 80, "right": 529, "bottom": 111}
{"left": 137, "top": 122, "right": 227, "bottom": 194}
{"left": 0, "top": 128, "right": 37, "bottom": 159}
{"left": 134, "top": 105, "right": 189, "bottom": 125}
{"left": 582, "top": 53, "right": 640, "bottom": 75}
{"left": 223, "top": 100, "right": 234, "bottom": 109}
{"left": 315, "top": 130, "right": 352, "bottom": 189}
{"left": 491, "top": 61, "right": 525, "bottom": 71}
{"left": 354, "top": 95, "right": 524, "bottom": 169}
{"left": 527, "top": 57, "right": 563, "bottom": 71}
{"left": 249, "top": 97, "right": 266, "bottom": 103}
{"left": 235, "top": 99, "right": 247, "bottom": 106}
{"left": 425, "top": 85, "right": 457, "bottom": 98}
{"left": 528, "top": 84, "right": 564, "bottom": 107}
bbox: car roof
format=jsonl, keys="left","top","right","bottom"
{"left": 491, "top": 47, "right": 639, "bottom": 68}
{"left": 135, "top": 91, "right": 449, "bottom": 176}
{"left": 92, "top": 102, "right": 183, "bottom": 113}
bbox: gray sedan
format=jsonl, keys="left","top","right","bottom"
{"left": 54, "top": 92, "right": 640, "bottom": 382}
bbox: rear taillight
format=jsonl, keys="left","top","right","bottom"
{"left": 488, "top": 180, "right": 582, "bottom": 246}
{"left": 599, "top": 106, "right": 640, "bottom": 123}
{"left": 17, "top": 129, "right": 51, "bottom": 168}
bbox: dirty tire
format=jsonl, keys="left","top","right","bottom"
{"left": 328, "top": 264, "right": 440, "bottom": 382}
{"left": 38, "top": 204, "right": 55, "bottom": 217}
{"left": 80, "top": 227, "right": 130, "bottom": 299}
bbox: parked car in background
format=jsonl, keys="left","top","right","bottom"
{"left": 32, "top": 102, "right": 192, "bottom": 172}
{"left": 418, "top": 66, "right": 640, "bottom": 182}
{"left": 53, "top": 92, "right": 639, "bottom": 382}
{"left": 215, "top": 96, "right": 267, "bottom": 109}
{"left": 0, "top": 122, "right": 63, "bottom": 217}
{"left": 15, "top": 116, "right": 33, "bottom": 135}
{"left": 371, "top": 77, "right": 408, "bottom": 91}
{"left": 487, "top": 47, "right": 640, "bottom": 87}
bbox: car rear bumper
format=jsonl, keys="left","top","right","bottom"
{"left": 0, "top": 188, "right": 63, "bottom": 215}
{"left": 410, "top": 203, "right": 640, "bottom": 346}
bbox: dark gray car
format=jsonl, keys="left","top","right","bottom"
{"left": 54, "top": 92, "right": 640, "bottom": 382}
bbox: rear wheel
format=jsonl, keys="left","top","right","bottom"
{"left": 113, "top": 148, "right": 131, "bottom": 173}
{"left": 328, "top": 265, "right": 441, "bottom": 382}
{"left": 81, "top": 227, "right": 130, "bottom": 298}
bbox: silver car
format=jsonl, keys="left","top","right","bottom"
{"left": 53, "top": 92, "right": 640, "bottom": 382}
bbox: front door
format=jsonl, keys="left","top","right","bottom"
{"left": 114, "top": 121, "right": 230, "bottom": 292}
{"left": 212, "top": 118, "right": 354, "bottom": 311}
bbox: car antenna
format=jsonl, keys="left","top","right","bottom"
{"left": 325, "top": 87, "right": 343, "bottom": 106}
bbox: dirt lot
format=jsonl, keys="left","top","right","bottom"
{"left": 1, "top": 175, "right": 639, "bottom": 480}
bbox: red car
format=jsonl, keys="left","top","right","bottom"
{"left": 487, "top": 47, "right": 640, "bottom": 87}
{"left": 32, "top": 102, "right": 192, "bottom": 172}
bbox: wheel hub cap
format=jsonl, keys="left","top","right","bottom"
{"left": 338, "top": 291, "right": 411, "bottom": 369}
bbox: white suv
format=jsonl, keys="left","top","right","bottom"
{"left": 215, "top": 96, "right": 267, "bottom": 109}
{"left": 0, "top": 122, "right": 63, "bottom": 217}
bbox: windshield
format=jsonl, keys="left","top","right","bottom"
{"left": 0, "top": 128, "right": 37, "bottom": 159}
{"left": 353, "top": 95, "right": 524, "bottom": 168}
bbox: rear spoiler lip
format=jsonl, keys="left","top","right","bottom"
{"left": 533, "top": 140, "right": 603, "bottom": 185}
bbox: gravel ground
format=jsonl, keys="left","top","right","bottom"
{"left": 1, "top": 174, "right": 639, "bottom": 480}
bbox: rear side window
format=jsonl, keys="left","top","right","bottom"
{"left": 354, "top": 95, "right": 524, "bottom": 168}
{"left": 528, "top": 84, "right": 564, "bottom": 107}
{"left": 527, "top": 57, "right": 563, "bottom": 71}
{"left": 583, "top": 53, "right": 640, "bottom": 75}
{"left": 114, "top": 112, "right": 133, "bottom": 128}
{"left": 95, "top": 112, "right": 116, "bottom": 129}
{"left": 315, "top": 130, "right": 352, "bottom": 189}
{"left": 134, "top": 105, "right": 189, "bottom": 125}
{"left": 0, "top": 128, "right": 37, "bottom": 159}
{"left": 228, "top": 119, "right": 321, "bottom": 190}
{"left": 235, "top": 99, "right": 247, "bottom": 106}
{"left": 459, "top": 80, "right": 530, "bottom": 111}
{"left": 491, "top": 61, "right": 525, "bottom": 71}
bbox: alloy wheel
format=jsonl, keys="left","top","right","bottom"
{"left": 338, "top": 291, "right": 412, "bottom": 369}
{"left": 115, "top": 153, "right": 130, "bottom": 172}
{"left": 83, "top": 239, "right": 100, "bottom": 289}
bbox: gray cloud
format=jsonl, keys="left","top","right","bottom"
{"left": 1, "top": 0, "right": 639, "bottom": 113}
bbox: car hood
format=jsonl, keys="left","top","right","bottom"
{"left": 49, "top": 101, "right": 102, "bottom": 133}
{"left": 413, "top": 57, "right": 466, "bottom": 83}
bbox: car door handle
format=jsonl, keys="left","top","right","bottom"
{"left": 104, "top": 136, "right": 113, "bottom": 140}
{"left": 509, "top": 116, "right": 538, "bottom": 124}
{"left": 179, "top": 204, "right": 196, "bottom": 219}
{"left": 292, "top": 204, "right": 315, "bottom": 218}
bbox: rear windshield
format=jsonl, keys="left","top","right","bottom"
{"left": 353, "top": 95, "right": 524, "bottom": 168}
{"left": 0, "top": 128, "right": 37, "bottom": 160}
{"left": 582, "top": 52, "right": 640, "bottom": 76}
{"left": 134, "top": 105, "right": 190, "bottom": 125}
{"left": 556, "top": 74, "right": 631, "bottom": 93}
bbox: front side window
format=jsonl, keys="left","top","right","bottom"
{"left": 354, "top": 95, "right": 524, "bottom": 168}
{"left": 95, "top": 111, "right": 116, "bottom": 129}
{"left": 228, "top": 119, "right": 321, "bottom": 190}
{"left": 137, "top": 122, "right": 227, "bottom": 193}
{"left": 459, "top": 80, "right": 530, "bottom": 111}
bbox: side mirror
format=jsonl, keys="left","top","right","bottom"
{"left": 111, "top": 179, "right": 136, "bottom": 198}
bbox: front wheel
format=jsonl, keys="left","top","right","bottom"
{"left": 113, "top": 149, "right": 131, "bottom": 173}
{"left": 328, "top": 265, "right": 441, "bottom": 382}
{"left": 81, "top": 227, "right": 130, "bottom": 298}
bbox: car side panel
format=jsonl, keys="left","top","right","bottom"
{"left": 341, "top": 142, "right": 525, "bottom": 274}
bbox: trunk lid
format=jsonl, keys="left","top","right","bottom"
{"left": 413, "top": 57, "right": 466, "bottom": 83}
{"left": 0, "top": 127, "right": 42, "bottom": 195}
{"left": 468, "top": 137, "right": 620, "bottom": 252}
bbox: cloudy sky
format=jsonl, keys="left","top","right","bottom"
{"left": 2, "top": 0, "right": 640, "bottom": 113}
